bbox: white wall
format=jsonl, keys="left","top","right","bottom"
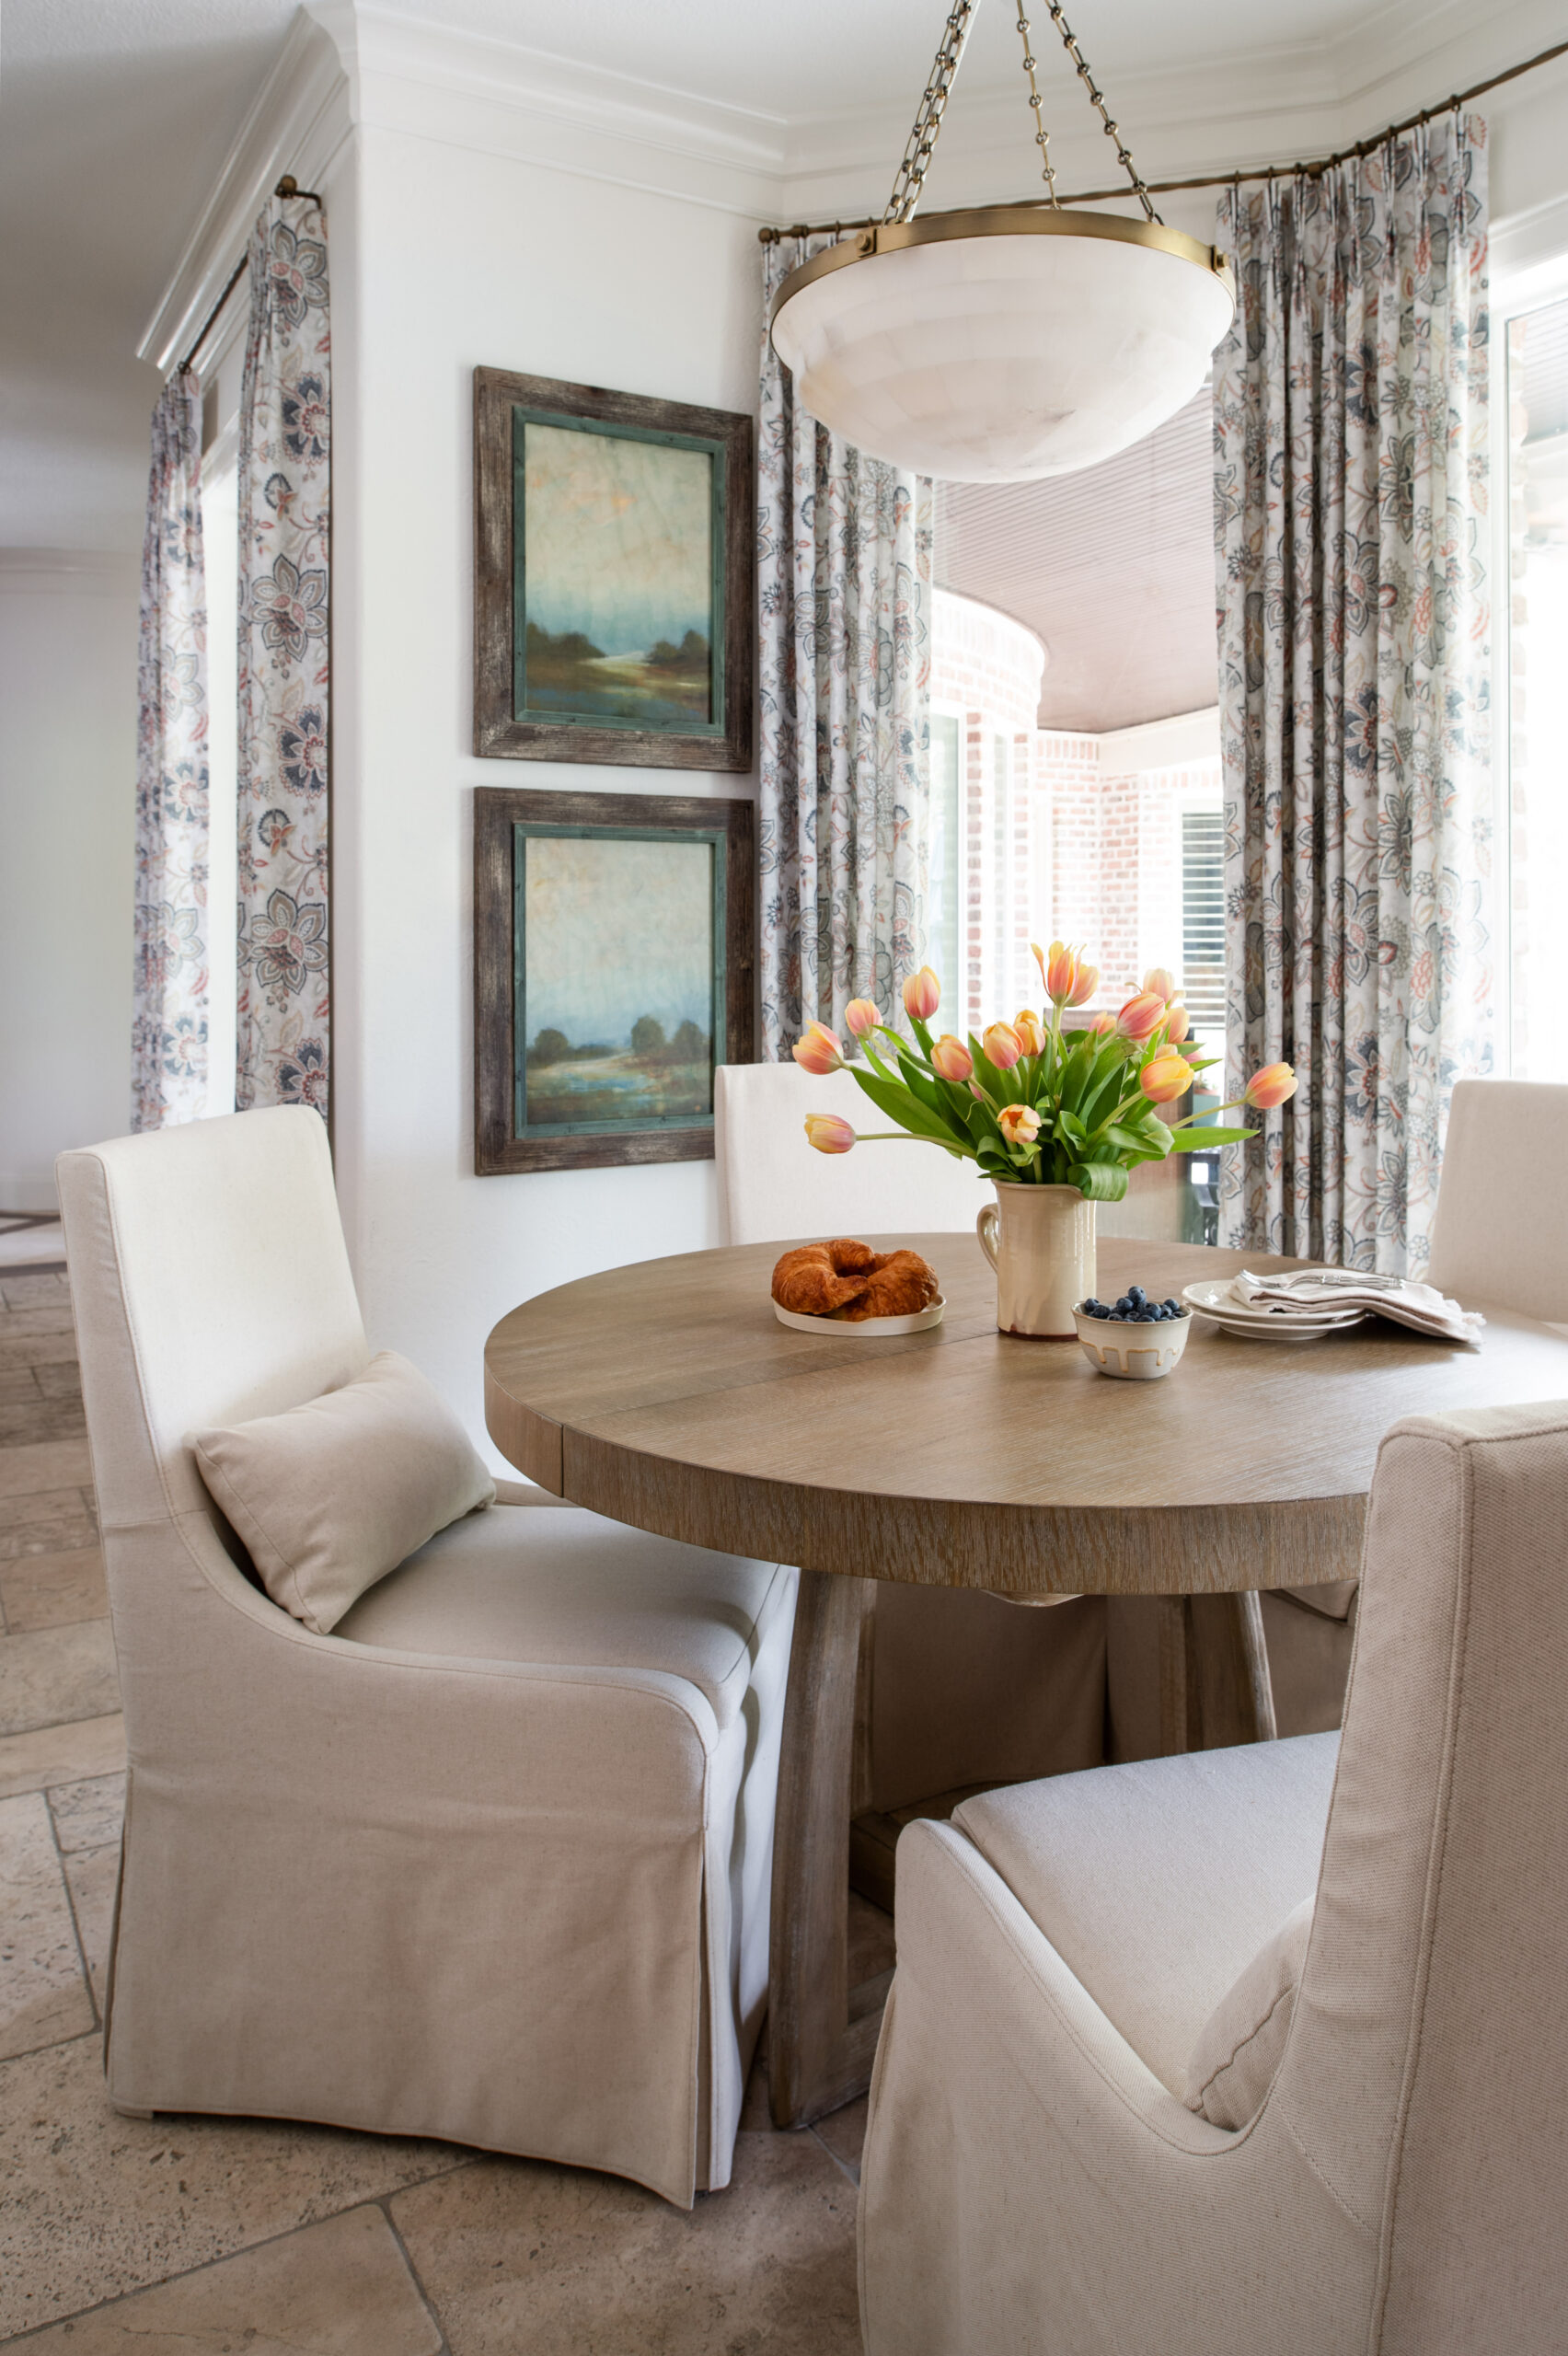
{"left": 0, "top": 551, "right": 138, "bottom": 1207}
{"left": 329, "top": 115, "right": 762, "bottom": 1464}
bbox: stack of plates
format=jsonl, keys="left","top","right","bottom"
{"left": 1181, "top": 1278, "right": 1367, "bottom": 1343}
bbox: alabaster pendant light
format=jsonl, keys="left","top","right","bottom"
{"left": 769, "top": 1, "right": 1237, "bottom": 483}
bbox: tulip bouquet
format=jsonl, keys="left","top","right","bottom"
{"left": 793, "top": 943, "right": 1296, "bottom": 1201}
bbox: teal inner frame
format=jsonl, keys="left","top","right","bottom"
{"left": 511, "top": 405, "right": 728, "bottom": 737}
{"left": 512, "top": 822, "right": 728, "bottom": 1138}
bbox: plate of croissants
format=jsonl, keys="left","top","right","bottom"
{"left": 770, "top": 1238, "right": 944, "bottom": 1334}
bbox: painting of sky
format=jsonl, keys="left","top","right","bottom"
{"left": 524, "top": 836, "right": 712, "bottom": 1046}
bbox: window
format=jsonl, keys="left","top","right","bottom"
{"left": 928, "top": 711, "right": 962, "bottom": 1003}
{"left": 1507, "top": 294, "right": 1568, "bottom": 1081}
{"left": 1181, "top": 806, "right": 1226, "bottom": 1039}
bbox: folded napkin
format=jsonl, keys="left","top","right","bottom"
{"left": 1231, "top": 1268, "right": 1485, "bottom": 1346}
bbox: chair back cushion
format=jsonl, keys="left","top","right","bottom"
{"left": 715, "top": 1061, "right": 981, "bottom": 1245}
{"left": 57, "top": 1107, "right": 369, "bottom": 1533}
{"left": 1426, "top": 1080, "right": 1568, "bottom": 1319}
{"left": 1276, "top": 1400, "right": 1568, "bottom": 2352}
{"left": 193, "top": 1349, "right": 496, "bottom": 1633}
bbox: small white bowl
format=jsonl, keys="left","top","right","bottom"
{"left": 1073, "top": 1302, "right": 1191, "bottom": 1380}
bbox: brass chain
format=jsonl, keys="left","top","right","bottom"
{"left": 883, "top": 4, "right": 980, "bottom": 225}
{"left": 1037, "top": 1, "right": 1160, "bottom": 222}
{"left": 885, "top": 0, "right": 1160, "bottom": 232}
{"left": 1015, "top": 7, "right": 1060, "bottom": 207}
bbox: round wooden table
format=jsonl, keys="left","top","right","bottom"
{"left": 486, "top": 1232, "right": 1568, "bottom": 2126}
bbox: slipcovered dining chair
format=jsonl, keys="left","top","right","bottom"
{"left": 1261, "top": 1077, "right": 1568, "bottom": 1740}
{"left": 57, "top": 1106, "right": 797, "bottom": 2210}
{"left": 859, "top": 1397, "right": 1568, "bottom": 2352}
{"left": 714, "top": 1062, "right": 1107, "bottom": 1888}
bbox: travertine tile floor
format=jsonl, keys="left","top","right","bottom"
{"left": 0, "top": 1264, "right": 880, "bottom": 2351}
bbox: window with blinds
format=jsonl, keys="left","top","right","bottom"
{"left": 1181, "top": 807, "right": 1226, "bottom": 1043}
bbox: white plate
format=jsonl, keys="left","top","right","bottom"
{"left": 1182, "top": 1279, "right": 1365, "bottom": 1331}
{"left": 773, "top": 1295, "right": 946, "bottom": 1337}
{"left": 1198, "top": 1312, "right": 1367, "bottom": 1343}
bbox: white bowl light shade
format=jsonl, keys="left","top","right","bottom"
{"left": 770, "top": 210, "right": 1237, "bottom": 484}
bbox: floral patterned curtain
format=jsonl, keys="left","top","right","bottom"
{"left": 236, "top": 189, "right": 331, "bottom": 1116}
{"left": 133, "top": 372, "right": 209, "bottom": 1128}
{"left": 758, "top": 236, "right": 931, "bottom": 1060}
{"left": 1214, "top": 118, "right": 1493, "bottom": 1276}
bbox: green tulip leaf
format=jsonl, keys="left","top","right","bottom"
{"left": 1070, "top": 1161, "right": 1130, "bottom": 1201}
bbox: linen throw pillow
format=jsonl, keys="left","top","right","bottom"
{"left": 1182, "top": 1896, "right": 1313, "bottom": 2131}
{"left": 191, "top": 1350, "right": 496, "bottom": 1634}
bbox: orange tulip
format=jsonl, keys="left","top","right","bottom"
{"left": 1013, "top": 1008, "right": 1045, "bottom": 1056}
{"left": 1140, "top": 1049, "right": 1194, "bottom": 1104}
{"left": 1044, "top": 940, "right": 1080, "bottom": 1004}
{"left": 1244, "top": 1061, "right": 1297, "bottom": 1110}
{"left": 1067, "top": 962, "right": 1099, "bottom": 1008}
{"left": 983, "top": 1021, "right": 1024, "bottom": 1071}
{"left": 1142, "top": 965, "right": 1178, "bottom": 1003}
{"left": 844, "top": 998, "right": 879, "bottom": 1038}
{"left": 1165, "top": 999, "right": 1191, "bottom": 1045}
{"left": 792, "top": 1022, "right": 845, "bottom": 1075}
{"left": 902, "top": 965, "right": 940, "bottom": 1021}
{"left": 997, "top": 1103, "right": 1043, "bottom": 1148}
{"left": 1089, "top": 1011, "right": 1116, "bottom": 1034}
{"left": 1115, "top": 992, "right": 1166, "bottom": 1043}
{"left": 804, "top": 1113, "right": 857, "bottom": 1155}
{"left": 931, "top": 1034, "right": 974, "bottom": 1082}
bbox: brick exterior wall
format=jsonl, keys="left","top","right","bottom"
{"left": 931, "top": 590, "right": 1221, "bottom": 1029}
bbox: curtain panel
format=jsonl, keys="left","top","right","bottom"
{"left": 133, "top": 373, "right": 210, "bottom": 1129}
{"left": 758, "top": 237, "right": 932, "bottom": 1061}
{"left": 1214, "top": 119, "right": 1493, "bottom": 1275}
{"left": 236, "top": 189, "right": 332, "bottom": 1117}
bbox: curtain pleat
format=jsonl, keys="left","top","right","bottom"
{"left": 757, "top": 237, "right": 931, "bottom": 1060}
{"left": 133, "top": 374, "right": 209, "bottom": 1129}
{"left": 236, "top": 189, "right": 332, "bottom": 1116}
{"left": 1213, "top": 118, "right": 1493, "bottom": 1274}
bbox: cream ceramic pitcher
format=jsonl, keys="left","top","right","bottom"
{"left": 976, "top": 1181, "right": 1097, "bottom": 1338}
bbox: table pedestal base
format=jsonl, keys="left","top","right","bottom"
{"left": 767, "top": 1573, "right": 1279, "bottom": 2130}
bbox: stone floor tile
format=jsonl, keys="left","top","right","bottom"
{"left": 0, "top": 1440, "right": 93, "bottom": 1501}
{"left": 0, "top": 1397, "right": 86, "bottom": 1448}
{"left": 391, "top": 2126, "right": 861, "bottom": 2356}
{"left": 0, "top": 1271, "right": 71, "bottom": 1309}
{"left": 0, "top": 1792, "right": 95, "bottom": 2063}
{"left": 10, "top": 2201, "right": 443, "bottom": 2355}
{"left": 0, "top": 1714, "right": 125, "bottom": 1800}
{"left": 811, "top": 2096, "right": 868, "bottom": 2187}
{"left": 0, "top": 1330, "right": 79, "bottom": 1372}
{"left": 47, "top": 1770, "right": 125, "bottom": 1854}
{"left": 33, "top": 1362, "right": 82, "bottom": 1402}
{"left": 0, "top": 2036, "right": 468, "bottom": 2338}
{"left": 62, "top": 1842, "right": 118, "bottom": 2008}
{"left": 0, "top": 1622, "right": 119, "bottom": 1738}
{"left": 0, "top": 1493, "right": 98, "bottom": 1565}
{"left": 0, "top": 1369, "right": 41, "bottom": 1406}
{"left": 0, "top": 1546, "right": 109, "bottom": 1634}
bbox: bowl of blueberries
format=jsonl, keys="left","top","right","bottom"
{"left": 1074, "top": 1284, "right": 1192, "bottom": 1380}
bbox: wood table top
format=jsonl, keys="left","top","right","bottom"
{"left": 484, "top": 1235, "right": 1568, "bottom": 1598}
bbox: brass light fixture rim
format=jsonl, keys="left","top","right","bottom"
{"left": 769, "top": 204, "right": 1236, "bottom": 356}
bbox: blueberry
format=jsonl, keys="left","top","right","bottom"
{"left": 1114, "top": 1297, "right": 1132, "bottom": 1316}
{"left": 1084, "top": 1297, "right": 1102, "bottom": 1311}
{"left": 1127, "top": 1284, "right": 1147, "bottom": 1304}
{"left": 1163, "top": 1298, "right": 1180, "bottom": 1315}
{"left": 1093, "top": 1304, "right": 1112, "bottom": 1319}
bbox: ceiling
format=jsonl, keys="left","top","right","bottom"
{"left": 935, "top": 390, "right": 1217, "bottom": 733}
{"left": 0, "top": 0, "right": 1538, "bottom": 578}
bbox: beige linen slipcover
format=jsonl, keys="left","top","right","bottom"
{"left": 57, "top": 1106, "right": 797, "bottom": 2209}
{"left": 859, "top": 1398, "right": 1568, "bottom": 2352}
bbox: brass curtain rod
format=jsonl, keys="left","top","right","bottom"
{"left": 176, "top": 176, "right": 323, "bottom": 376}
{"left": 757, "top": 32, "right": 1568, "bottom": 242}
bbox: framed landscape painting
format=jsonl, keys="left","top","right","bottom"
{"left": 474, "top": 787, "right": 755, "bottom": 1174}
{"left": 474, "top": 369, "right": 754, "bottom": 771}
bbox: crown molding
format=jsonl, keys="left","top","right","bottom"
{"left": 0, "top": 549, "right": 140, "bottom": 592}
{"left": 137, "top": 11, "right": 352, "bottom": 376}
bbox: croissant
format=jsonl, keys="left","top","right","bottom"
{"left": 772, "top": 1238, "right": 940, "bottom": 1321}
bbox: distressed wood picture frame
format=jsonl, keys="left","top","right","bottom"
{"left": 474, "top": 787, "right": 755, "bottom": 1175}
{"left": 474, "top": 368, "right": 754, "bottom": 771}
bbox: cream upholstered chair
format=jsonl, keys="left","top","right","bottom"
{"left": 57, "top": 1106, "right": 796, "bottom": 2210}
{"left": 1260, "top": 1077, "right": 1568, "bottom": 1740}
{"left": 859, "top": 1398, "right": 1568, "bottom": 2353}
{"left": 714, "top": 1063, "right": 1107, "bottom": 1863}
